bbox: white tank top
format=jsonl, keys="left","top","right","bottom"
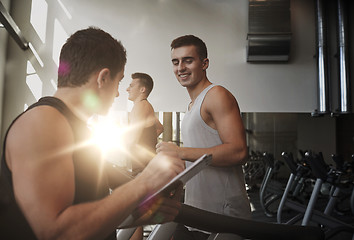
{"left": 181, "top": 84, "right": 251, "bottom": 220}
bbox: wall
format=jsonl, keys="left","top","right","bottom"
{"left": 0, "top": 0, "right": 10, "bottom": 140}
{"left": 0, "top": 0, "right": 351, "bottom": 149}
{"left": 2, "top": 0, "right": 317, "bottom": 110}
{"left": 244, "top": 112, "right": 337, "bottom": 164}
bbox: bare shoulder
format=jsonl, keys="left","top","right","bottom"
{"left": 6, "top": 106, "right": 74, "bottom": 166}
{"left": 205, "top": 85, "right": 239, "bottom": 110}
{"left": 132, "top": 100, "right": 155, "bottom": 118}
{"left": 10, "top": 105, "right": 71, "bottom": 136}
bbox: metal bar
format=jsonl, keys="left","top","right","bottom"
{"left": 337, "top": 0, "right": 351, "bottom": 113}
{"left": 146, "top": 222, "right": 177, "bottom": 240}
{"left": 314, "top": 0, "right": 329, "bottom": 114}
{"left": 277, "top": 173, "right": 295, "bottom": 223}
{"left": 302, "top": 178, "right": 323, "bottom": 226}
{"left": 116, "top": 228, "right": 136, "bottom": 240}
{"left": 0, "top": 1, "right": 28, "bottom": 50}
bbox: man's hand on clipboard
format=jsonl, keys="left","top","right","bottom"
{"left": 138, "top": 152, "right": 185, "bottom": 195}
{"left": 133, "top": 183, "right": 184, "bottom": 226}
{"left": 118, "top": 154, "right": 212, "bottom": 228}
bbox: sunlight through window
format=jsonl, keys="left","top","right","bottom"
{"left": 26, "top": 61, "right": 43, "bottom": 101}
{"left": 26, "top": 74, "right": 43, "bottom": 101}
{"left": 26, "top": 60, "right": 35, "bottom": 74}
{"left": 52, "top": 19, "right": 68, "bottom": 66}
{"left": 51, "top": 79, "right": 57, "bottom": 91}
{"left": 29, "top": 42, "right": 44, "bottom": 67}
{"left": 30, "top": 0, "right": 48, "bottom": 43}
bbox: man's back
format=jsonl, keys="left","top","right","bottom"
{"left": 129, "top": 100, "right": 159, "bottom": 172}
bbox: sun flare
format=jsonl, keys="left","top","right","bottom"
{"left": 89, "top": 117, "right": 127, "bottom": 156}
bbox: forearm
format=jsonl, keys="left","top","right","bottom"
{"left": 35, "top": 151, "right": 184, "bottom": 239}
{"left": 178, "top": 143, "right": 248, "bottom": 167}
{"left": 35, "top": 177, "right": 147, "bottom": 240}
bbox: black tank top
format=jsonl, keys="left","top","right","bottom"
{"left": 0, "top": 97, "right": 115, "bottom": 240}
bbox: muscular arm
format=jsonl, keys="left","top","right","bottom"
{"left": 157, "top": 86, "right": 248, "bottom": 167}
{"left": 6, "top": 106, "right": 184, "bottom": 240}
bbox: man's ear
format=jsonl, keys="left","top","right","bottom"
{"left": 140, "top": 86, "right": 146, "bottom": 94}
{"left": 97, "top": 68, "right": 110, "bottom": 88}
{"left": 202, "top": 58, "right": 209, "bottom": 70}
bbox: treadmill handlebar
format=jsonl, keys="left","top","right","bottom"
{"left": 175, "top": 204, "right": 324, "bottom": 240}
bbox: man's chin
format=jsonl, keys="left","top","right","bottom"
{"left": 178, "top": 80, "right": 190, "bottom": 87}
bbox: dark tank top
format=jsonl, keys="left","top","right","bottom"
{"left": 0, "top": 97, "right": 115, "bottom": 240}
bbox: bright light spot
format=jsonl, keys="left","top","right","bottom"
{"left": 250, "top": 202, "right": 256, "bottom": 212}
{"left": 57, "top": 0, "right": 72, "bottom": 19}
{"left": 30, "top": 0, "right": 48, "bottom": 43}
{"left": 159, "top": 155, "right": 172, "bottom": 170}
{"left": 53, "top": 19, "right": 68, "bottom": 66}
{"left": 89, "top": 117, "right": 126, "bottom": 157}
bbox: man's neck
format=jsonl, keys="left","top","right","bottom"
{"left": 134, "top": 95, "right": 148, "bottom": 104}
{"left": 54, "top": 87, "right": 93, "bottom": 121}
{"left": 187, "top": 78, "right": 212, "bottom": 103}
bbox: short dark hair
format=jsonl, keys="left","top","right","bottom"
{"left": 170, "top": 35, "right": 208, "bottom": 60}
{"left": 131, "top": 72, "right": 154, "bottom": 96}
{"left": 58, "top": 27, "right": 127, "bottom": 87}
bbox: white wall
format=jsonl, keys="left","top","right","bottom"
{"left": 63, "top": 0, "right": 318, "bottom": 113}
{"left": 1, "top": 0, "right": 319, "bottom": 134}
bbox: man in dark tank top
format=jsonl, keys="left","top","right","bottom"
{"left": 0, "top": 27, "right": 184, "bottom": 240}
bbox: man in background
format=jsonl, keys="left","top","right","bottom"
{"left": 126, "top": 72, "right": 163, "bottom": 174}
{"left": 126, "top": 72, "right": 164, "bottom": 240}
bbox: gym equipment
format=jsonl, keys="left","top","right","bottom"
{"left": 172, "top": 204, "right": 324, "bottom": 240}
{"left": 117, "top": 204, "right": 324, "bottom": 240}
{"left": 277, "top": 151, "right": 354, "bottom": 239}
{"left": 243, "top": 151, "right": 266, "bottom": 190}
{"left": 259, "top": 152, "right": 285, "bottom": 217}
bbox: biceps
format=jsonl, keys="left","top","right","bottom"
{"left": 215, "top": 110, "right": 245, "bottom": 145}
{"left": 13, "top": 153, "right": 75, "bottom": 225}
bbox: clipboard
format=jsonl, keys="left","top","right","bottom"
{"left": 118, "top": 154, "right": 212, "bottom": 227}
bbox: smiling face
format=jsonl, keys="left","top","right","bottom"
{"left": 171, "top": 45, "right": 208, "bottom": 89}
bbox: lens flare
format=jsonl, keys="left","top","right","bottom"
{"left": 58, "top": 60, "right": 70, "bottom": 76}
{"left": 89, "top": 117, "right": 126, "bottom": 156}
{"left": 83, "top": 90, "right": 101, "bottom": 111}
{"left": 88, "top": 116, "right": 160, "bottom": 171}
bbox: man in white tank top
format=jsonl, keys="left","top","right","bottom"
{"left": 156, "top": 35, "right": 251, "bottom": 240}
